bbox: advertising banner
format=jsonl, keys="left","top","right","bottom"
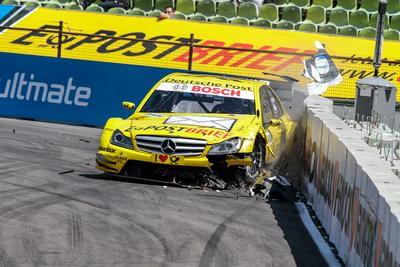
{"left": 0, "top": 8, "right": 399, "bottom": 100}
{"left": 0, "top": 52, "right": 176, "bottom": 126}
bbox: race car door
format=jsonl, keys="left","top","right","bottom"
{"left": 259, "top": 85, "right": 285, "bottom": 164}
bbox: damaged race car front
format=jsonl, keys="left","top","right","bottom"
{"left": 96, "top": 115, "right": 263, "bottom": 189}
{"left": 96, "top": 73, "right": 277, "bottom": 189}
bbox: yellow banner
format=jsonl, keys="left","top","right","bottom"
{"left": 1, "top": 8, "right": 399, "bottom": 100}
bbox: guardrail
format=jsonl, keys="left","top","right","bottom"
{"left": 304, "top": 95, "right": 400, "bottom": 267}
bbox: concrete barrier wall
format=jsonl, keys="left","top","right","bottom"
{"left": 304, "top": 96, "right": 400, "bottom": 267}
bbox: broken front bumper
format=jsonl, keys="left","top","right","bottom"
{"left": 95, "top": 146, "right": 253, "bottom": 175}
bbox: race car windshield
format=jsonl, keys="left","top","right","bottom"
{"left": 141, "top": 90, "right": 255, "bottom": 114}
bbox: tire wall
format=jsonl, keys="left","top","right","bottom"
{"left": 304, "top": 95, "right": 400, "bottom": 267}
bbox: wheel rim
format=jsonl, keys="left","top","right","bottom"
{"left": 246, "top": 141, "right": 263, "bottom": 180}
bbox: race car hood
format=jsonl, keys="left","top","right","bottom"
{"left": 121, "top": 113, "right": 257, "bottom": 144}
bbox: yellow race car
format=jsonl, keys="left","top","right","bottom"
{"left": 96, "top": 73, "right": 294, "bottom": 188}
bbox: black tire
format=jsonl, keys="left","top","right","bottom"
{"left": 244, "top": 138, "right": 265, "bottom": 182}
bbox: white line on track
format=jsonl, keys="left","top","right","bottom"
{"left": 295, "top": 202, "right": 341, "bottom": 267}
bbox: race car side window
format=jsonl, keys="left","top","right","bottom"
{"left": 266, "top": 88, "right": 284, "bottom": 119}
{"left": 259, "top": 86, "right": 273, "bottom": 126}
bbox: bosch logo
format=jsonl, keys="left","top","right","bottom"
{"left": 161, "top": 139, "right": 176, "bottom": 154}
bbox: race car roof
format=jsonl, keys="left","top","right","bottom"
{"left": 160, "top": 72, "right": 268, "bottom": 92}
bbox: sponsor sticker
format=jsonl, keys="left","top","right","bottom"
{"left": 129, "top": 125, "right": 231, "bottom": 138}
{"left": 154, "top": 154, "right": 181, "bottom": 164}
{"left": 98, "top": 146, "right": 116, "bottom": 153}
{"left": 156, "top": 82, "right": 254, "bottom": 100}
{"left": 164, "top": 116, "right": 236, "bottom": 131}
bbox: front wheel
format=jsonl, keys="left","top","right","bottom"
{"left": 244, "top": 138, "right": 265, "bottom": 182}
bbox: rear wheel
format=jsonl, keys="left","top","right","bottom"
{"left": 244, "top": 138, "right": 265, "bottom": 182}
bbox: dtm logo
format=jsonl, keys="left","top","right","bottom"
{"left": 0, "top": 72, "right": 91, "bottom": 107}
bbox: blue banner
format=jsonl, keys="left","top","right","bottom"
{"left": 0, "top": 53, "right": 178, "bottom": 127}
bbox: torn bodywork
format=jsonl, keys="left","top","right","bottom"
{"left": 117, "top": 153, "right": 254, "bottom": 190}
{"left": 250, "top": 173, "right": 299, "bottom": 201}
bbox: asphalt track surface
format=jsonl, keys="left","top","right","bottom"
{"left": 0, "top": 118, "right": 328, "bottom": 267}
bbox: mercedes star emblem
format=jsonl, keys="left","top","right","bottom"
{"left": 161, "top": 139, "right": 176, "bottom": 154}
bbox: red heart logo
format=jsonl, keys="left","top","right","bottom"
{"left": 159, "top": 154, "right": 168, "bottom": 162}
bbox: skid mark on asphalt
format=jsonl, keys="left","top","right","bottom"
{"left": 65, "top": 202, "right": 83, "bottom": 266}
{"left": 0, "top": 160, "right": 34, "bottom": 176}
{"left": 0, "top": 256, "right": 15, "bottom": 267}
{"left": 0, "top": 185, "right": 98, "bottom": 266}
{"left": 198, "top": 200, "right": 258, "bottom": 267}
{"left": 0, "top": 184, "right": 107, "bottom": 266}
{"left": 0, "top": 135, "right": 92, "bottom": 177}
{"left": 21, "top": 234, "right": 47, "bottom": 267}
{"left": 0, "top": 247, "right": 17, "bottom": 267}
{"left": 115, "top": 187, "right": 170, "bottom": 263}
{"left": 88, "top": 186, "right": 112, "bottom": 235}
{"left": 104, "top": 209, "right": 168, "bottom": 264}
{"left": 0, "top": 180, "right": 109, "bottom": 211}
{"left": 15, "top": 197, "right": 64, "bottom": 266}
{"left": 85, "top": 185, "right": 168, "bottom": 264}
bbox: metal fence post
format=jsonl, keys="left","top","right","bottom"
{"left": 57, "top": 20, "right": 63, "bottom": 58}
{"left": 188, "top": 33, "right": 194, "bottom": 71}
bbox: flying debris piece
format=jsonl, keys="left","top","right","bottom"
{"left": 303, "top": 41, "right": 342, "bottom": 96}
{"left": 249, "top": 187, "right": 255, "bottom": 197}
{"left": 250, "top": 182, "right": 272, "bottom": 199}
{"left": 268, "top": 175, "right": 291, "bottom": 187}
{"left": 269, "top": 175, "right": 299, "bottom": 201}
{"left": 250, "top": 175, "right": 298, "bottom": 201}
{"left": 202, "top": 174, "right": 227, "bottom": 190}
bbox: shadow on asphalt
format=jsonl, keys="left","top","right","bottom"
{"left": 80, "top": 173, "right": 243, "bottom": 198}
{"left": 270, "top": 201, "right": 329, "bottom": 267}
{"left": 79, "top": 173, "right": 189, "bottom": 188}
{"left": 80, "top": 173, "right": 169, "bottom": 186}
{"left": 81, "top": 173, "right": 257, "bottom": 199}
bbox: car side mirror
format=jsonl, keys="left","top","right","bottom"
{"left": 270, "top": 119, "right": 282, "bottom": 126}
{"left": 122, "top": 101, "right": 135, "bottom": 110}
